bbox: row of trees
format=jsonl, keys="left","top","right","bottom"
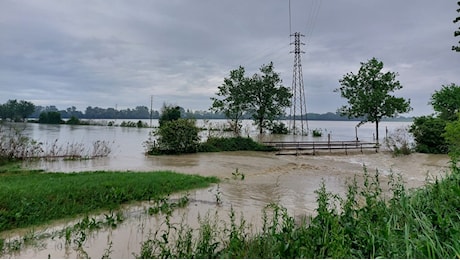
{"left": 0, "top": 100, "right": 35, "bottom": 122}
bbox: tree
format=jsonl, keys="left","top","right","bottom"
{"left": 335, "top": 57, "right": 411, "bottom": 143}
{"left": 430, "top": 83, "right": 460, "bottom": 121}
{"left": 453, "top": 1, "right": 460, "bottom": 52}
{"left": 159, "top": 104, "right": 181, "bottom": 127}
{"left": 246, "top": 62, "right": 292, "bottom": 134}
{"left": 210, "top": 66, "right": 249, "bottom": 135}
{"left": 17, "top": 100, "right": 35, "bottom": 121}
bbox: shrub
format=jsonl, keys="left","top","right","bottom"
{"left": 385, "top": 126, "right": 413, "bottom": 156}
{"left": 38, "top": 111, "right": 63, "bottom": 124}
{"left": 66, "top": 116, "right": 80, "bottom": 125}
{"left": 269, "top": 122, "right": 289, "bottom": 134}
{"left": 149, "top": 119, "right": 200, "bottom": 154}
{"left": 312, "top": 128, "right": 323, "bottom": 137}
{"left": 409, "top": 116, "right": 448, "bottom": 153}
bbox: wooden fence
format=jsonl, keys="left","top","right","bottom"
{"left": 263, "top": 140, "right": 380, "bottom": 155}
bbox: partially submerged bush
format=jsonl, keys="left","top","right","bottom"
{"left": 147, "top": 118, "right": 200, "bottom": 154}
{"left": 385, "top": 126, "right": 413, "bottom": 156}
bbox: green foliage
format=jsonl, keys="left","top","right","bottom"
{"left": 247, "top": 62, "right": 292, "bottom": 134}
{"left": 159, "top": 104, "right": 181, "bottom": 127}
{"left": 210, "top": 66, "right": 249, "bottom": 135}
{"left": 198, "top": 136, "right": 276, "bottom": 152}
{"left": 312, "top": 128, "right": 323, "bottom": 137}
{"left": 211, "top": 62, "right": 292, "bottom": 135}
{"left": 38, "top": 111, "right": 63, "bottom": 124}
{"left": 0, "top": 100, "right": 35, "bottom": 122}
{"left": 66, "top": 116, "right": 80, "bottom": 125}
{"left": 269, "top": 122, "right": 289, "bottom": 134}
{"left": 152, "top": 118, "right": 200, "bottom": 154}
{"left": 453, "top": 1, "right": 460, "bottom": 52}
{"left": 443, "top": 113, "right": 460, "bottom": 159}
{"left": 0, "top": 169, "right": 218, "bottom": 232}
{"left": 430, "top": 83, "right": 460, "bottom": 121}
{"left": 410, "top": 115, "right": 448, "bottom": 154}
{"left": 335, "top": 57, "right": 411, "bottom": 142}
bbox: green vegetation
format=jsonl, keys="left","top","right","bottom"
{"left": 410, "top": 83, "right": 460, "bottom": 154}
{"left": 38, "top": 111, "right": 64, "bottom": 124}
{"left": 211, "top": 62, "right": 292, "bottom": 135}
{"left": 0, "top": 100, "right": 35, "bottom": 122}
{"left": 312, "top": 128, "right": 323, "bottom": 137}
{"left": 198, "top": 137, "right": 276, "bottom": 153}
{"left": 0, "top": 166, "right": 218, "bottom": 232}
{"left": 137, "top": 166, "right": 460, "bottom": 258}
{"left": 335, "top": 57, "right": 412, "bottom": 143}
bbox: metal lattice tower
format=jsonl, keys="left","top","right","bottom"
{"left": 289, "top": 32, "right": 308, "bottom": 135}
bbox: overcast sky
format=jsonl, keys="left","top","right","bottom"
{"left": 1, "top": 0, "right": 459, "bottom": 116}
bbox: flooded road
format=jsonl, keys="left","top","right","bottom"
{"left": 4, "top": 149, "right": 450, "bottom": 258}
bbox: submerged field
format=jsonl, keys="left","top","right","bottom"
{"left": 0, "top": 164, "right": 219, "bottom": 232}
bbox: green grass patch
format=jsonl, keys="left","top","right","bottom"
{"left": 198, "top": 136, "right": 276, "bottom": 152}
{"left": 0, "top": 167, "right": 219, "bottom": 232}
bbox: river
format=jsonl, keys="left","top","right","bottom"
{"left": 1, "top": 119, "right": 451, "bottom": 258}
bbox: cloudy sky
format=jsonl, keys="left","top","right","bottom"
{"left": 1, "top": 0, "right": 459, "bottom": 116}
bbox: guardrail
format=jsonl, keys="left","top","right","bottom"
{"left": 263, "top": 140, "right": 380, "bottom": 155}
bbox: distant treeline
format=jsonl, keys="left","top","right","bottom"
{"left": 30, "top": 105, "right": 412, "bottom": 121}
{"left": 0, "top": 100, "right": 412, "bottom": 122}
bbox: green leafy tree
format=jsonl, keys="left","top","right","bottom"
{"left": 444, "top": 113, "right": 460, "bottom": 159}
{"left": 159, "top": 104, "right": 181, "bottom": 127}
{"left": 430, "top": 83, "right": 460, "bottom": 121}
{"left": 246, "top": 62, "right": 292, "bottom": 134}
{"left": 335, "top": 57, "right": 411, "bottom": 143}
{"left": 17, "top": 100, "right": 35, "bottom": 121}
{"left": 210, "top": 66, "right": 249, "bottom": 135}
{"left": 453, "top": 1, "right": 460, "bottom": 52}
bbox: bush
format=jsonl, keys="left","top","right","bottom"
{"left": 66, "top": 116, "right": 80, "bottom": 125}
{"left": 269, "top": 122, "right": 288, "bottom": 134}
{"left": 409, "top": 116, "right": 448, "bottom": 154}
{"left": 148, "top": 119, "right": 200, "bottom": 154}
{"left": 312, "top": 128, "right": 323, "bottom": 137}
{"left": 198, "top": 136, "right": 276, "bottom": 152}
{"left": 385, "top": 126, "right": 413, "bottom": 156}
{"left": 38, "top": 111, "right": 63, "bottom": 124}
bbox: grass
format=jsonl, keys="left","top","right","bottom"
{"left": 136, "top": 164, "right": 460, "bottom": 259}
{"left": 0, "top": 164, "right": 219, "bottom": 232}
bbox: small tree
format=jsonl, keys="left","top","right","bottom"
{"left": 335, "top": 57, "right": 411, "bottom": 143}
{"left": 246, "top": 62, "right": 292, "bottom": 134}
{"left": 210, "top": 66, "right": 249, "bottom": 135}
{"left": 159, "top": 104, "right": 181, "bottom": 127}
{"left": 409, "top": 116, "right": 448, "bottom": 154}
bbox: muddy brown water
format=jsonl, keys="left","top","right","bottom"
{"left": 2, "top": 150, "right": 450, "bottom": 259}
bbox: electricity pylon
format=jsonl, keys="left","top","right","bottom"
{"left": 289, "top": 32, "right": 308, "bottom": 135}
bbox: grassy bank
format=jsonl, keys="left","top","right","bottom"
{"left": 137, "top": 165, "right": 460, "bottom": 259}
{"left": 0, "top": 164, "right": 219, "bottom": 232}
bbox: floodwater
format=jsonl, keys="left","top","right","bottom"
{"left": 1, "top": 120, "right": 451, "bottom": 258}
